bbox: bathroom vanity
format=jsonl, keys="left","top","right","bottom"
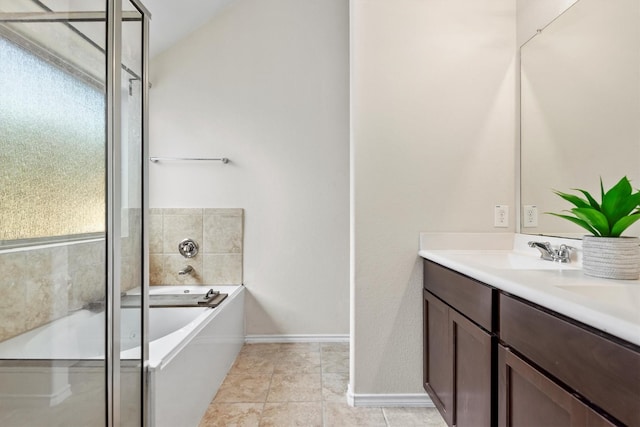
{"left": 420, "top": 234, "right": 640, "bottom": 427}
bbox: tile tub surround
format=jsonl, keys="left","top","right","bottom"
{"left": 199, "top": 343, "right": 446, "bottom": 427}
{"left": 149, "top": 208, "right": 244, "bottom": 286}
{"left": 0, "top": 225, "right": 141, "bottom": 343}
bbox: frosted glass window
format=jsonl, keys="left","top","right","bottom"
{"left": 0, "top": 36, "right": 105, "bottom": 241}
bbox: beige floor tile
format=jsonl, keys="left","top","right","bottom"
{"left": 278, "top": 342, "right": 320, "bottom": 353}
{"left": 266, "top": 373, "right": 322, "bottom": 402}
{"left": 321, "top": 350, "right": 349, "bottom": 373}
{"left": 231, "top": 352, "right": 276, "bottom": 374}
{"left": 259, "top": 402, "right": 323, "bottom": 427}
{"left": 273, "top": 351, "right": 321, "bottom": 374}
{"left": 321, "top": 342, "right": 349, "bottom": 353}
{"left": 199, "top": 403, "right": 263, "bottom": 427}
{"left": 240, "top": 343, "right": 282, "bottom": 355}
{"left": 383, "top": 407, "right": 447, "bottom": 427}
{"left": 201, "top": 343, "right": 448, "bottom": 427}
{"left": 214, "top": 374, "right": 272, "bottom": 403}
{"left": 323, "top": 401, "right": 387, "bottom": 427}
{"left": 322, "top": 372, "right": 349, "bottom": 402}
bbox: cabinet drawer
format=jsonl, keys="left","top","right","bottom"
{"left": 423, "top": 260, "right": 495, "bottom": 331}
{"left": 500, "top": 294, "right": 640, "bottom": 427}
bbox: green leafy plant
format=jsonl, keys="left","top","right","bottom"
{"left": 548, "top": 176, "right": 640, "bottom": 237}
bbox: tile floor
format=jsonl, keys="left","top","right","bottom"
{"left": 199, "top": 342, "right": 447, "bottom": 427}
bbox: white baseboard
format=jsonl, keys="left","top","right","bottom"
{"left": 346, "top": 384, "right": 434, "bottom": 408}
{"left": 244, "top": 334, "right": 350, "bottom": 343}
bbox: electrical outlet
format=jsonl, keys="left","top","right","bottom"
{"left": 523, "top": 205, "right": 538, "bottom": 227}
{"left": 494, "top": 205, "right": 509, "bottom": 227}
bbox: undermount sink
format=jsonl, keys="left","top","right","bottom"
{"left": 451, "top": 252, "right": 580, "bottom": 271}
{"left": 554, "top": 284, "right": 640, "bottom": 308}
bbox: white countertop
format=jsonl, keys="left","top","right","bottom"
{"left": 418, "top": 233, "right": 640, "bottom": 347}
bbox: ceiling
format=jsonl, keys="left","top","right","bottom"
{"left": 142, "top": 0, "right": 235, "bottom": 57}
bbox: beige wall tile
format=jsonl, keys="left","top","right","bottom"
{"left": 0, "top": 252, "right": 27, "bottom": 309}
{"left": 1, "top": 207, "right": 243, "bottom": 342}
{"left": 162, "top": 254, "right": 204, "bottom": 285}
{"left": 162, "top": 213, "right": 203, "bottom": 254}
{"left": 202, "top": 254, "right": 242, "bottom": 285}
{"left": 67, "top": 240, "right": 105, "bottom": 268}
{"left": 149, "top": 212, "right": 163, "bottom": 254}
{"left": 203, "top": 212, "right": 243, "bottom": 254}
{"left": 0, "top": 252, "right": 27, "bottom": 341}
{"left": 69, "top": 265, "right": 106, "bottom": 310}
{"left": 0, "top": 305, "right": 26, "bottom": 342}
{"left": 162, "top": 208, "right": 203, "bottom": 216}
{"left": 203, "top": 208, "right": 243, "bottom": 216}
{"left": 149, "top": 254, "right": 164, "bottom": 285}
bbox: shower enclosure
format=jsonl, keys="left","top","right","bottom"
{"left": 0, "top": 0, "right": 150, "bottom": 425}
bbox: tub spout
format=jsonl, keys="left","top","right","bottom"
{"left": 178, "top": 265, "right": 194, "bottom": 275}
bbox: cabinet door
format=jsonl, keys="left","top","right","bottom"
{"left": 424, "top": 290, "right": 453, "bottom": 426}
{"left": 498, "top": 345, "right": 616, "bottom": 427}
{"left": 451, "top": 310, "right": 494, "bottom": 427}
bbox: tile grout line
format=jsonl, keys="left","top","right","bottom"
{"left": 381, "top": 406, "right": 390, "bottom": 427}
{"left": 320, "top": 344, "right": 326, "bottom": 427}
{"left": 261, "top": 344, "right": 277, "bottom": 425}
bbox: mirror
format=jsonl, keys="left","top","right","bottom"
{"left": 520, "top": 0, "right": 640, "bottom": 237}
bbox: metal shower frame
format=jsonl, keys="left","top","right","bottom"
{"left": 0, "top": 1, "right": 151, "bottom": 425}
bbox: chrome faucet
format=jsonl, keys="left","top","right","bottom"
{"left": 528, "top": 241, "right": 555, "bottom": 260}
{"left": 178, "top": 265, "right": 194, "bottom": 275}
{"left": 528, "top": 241, "right": 573, "bottom": 263}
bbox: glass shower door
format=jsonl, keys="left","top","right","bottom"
{"left": 0, "top": 1, "right": 150, "bottom": 425}
{"left": 0, "top": 3, "right": 109, "bottom": 426}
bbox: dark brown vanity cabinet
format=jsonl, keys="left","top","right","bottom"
{"left": 499, "top": 294, "right": 640, "bottom": 427}
{"left": 423, "top": 261, "right": 497, "bottom": 427}
{"left": 423, "top": 259, "right": 640, "bottom": 427}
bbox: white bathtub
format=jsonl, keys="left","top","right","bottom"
{"left": 147, "top": 285, "right": 245, "bottom": 427}
{"left": 0, "top": 285, "right": 245, "bottom": 427}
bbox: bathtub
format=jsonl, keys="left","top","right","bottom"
{"left": 146, "top": 285, "right": 245, "bottom": 427}
{"left": 0, "top": 285, "right": 245, "bottom": 427}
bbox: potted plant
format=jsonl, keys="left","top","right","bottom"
{"left": 549, "top": 176, "right": 640, "bottom": 279}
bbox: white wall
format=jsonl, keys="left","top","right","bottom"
{"left": 516, "top": 0, "right": 577, "bottom": 46}
{"left": 149, "top": 0, "right": 350, "bottom": 335}
{"left": 350, "top": 0, "right": 516, "bottom": 396}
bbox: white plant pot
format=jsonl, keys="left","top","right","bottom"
{"left": 582, "top": 236, "right": 640, "bottom": 280}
